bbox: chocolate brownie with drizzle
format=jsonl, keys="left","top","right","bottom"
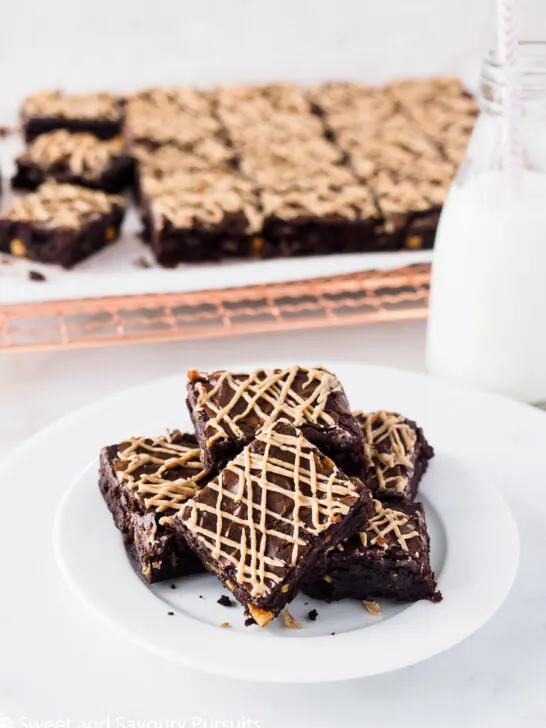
{"left": 99, "top": 430, "right": 213, "bottom": 583}
{"left": 355, "top": 410, "right": 434, "bottom": 501}
{"left": 303, "top": 498, "right": 441, "bottom": 603}
{"left": 0, "top": 182, "right": 125, "bottom": 268}
{"left": 174, "top": 419, "right": 373, "bottom": 626}
{"left": 21, "top": 90, "right": 124, "bottom": 142}
{"left": 186, "top": 366, "right": 366, "bottom": 478}
{"left": 12, "top": 130, "right": 134, "bottom": 193}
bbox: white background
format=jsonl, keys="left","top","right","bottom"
{"left": 0, "top": 0, "right": 542, "bottom": 118}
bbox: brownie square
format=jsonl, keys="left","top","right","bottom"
{"left": 304, "top": 499, "right": 441, "bottom": 603}
{"left": 259, "top": 177, "right": 387, "bottom": 256}
{"left": 175, "top": 419, "right": 373, "bottom": 626}
{"left": 21, "top": 90, "right": 123, "bottom": 142}
{"left": 99, "top": 430, "right": 213, "bottom": 583}
{"left": 355, "top": 410, "right": 434, "bottom": 502}
{"left": 124, "top": 87, "right": 221, "bottom": 150}
{"left": 187, "top": 365, "right": 366, "bottom": 477}
{"left": 12, "top": 130, "right": 134, "bottom": 193}
{"left": 144, "top": 171, "right": 263, "bottom": 266}
{"left": 0, "top": 182, "right": 125, "bottom": 268}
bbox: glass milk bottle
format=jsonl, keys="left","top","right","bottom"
{"left": 426, "top": 42, "right": 546, "bottom": 403}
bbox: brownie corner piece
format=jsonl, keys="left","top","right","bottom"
{"left": 175, "top": 418, "right": 373, "bottom": 626}
{"left": 186, "top": 365, "right": 365, "bottom": 477}
{"left": 12, "top": 130, "right": 134, "bottom": 193}
{"left": 21, "top": 90, "right": 124, "bottom": 142}
{"left": 0, "top": 182, "right": 125, "bottom": 267}
{"left": 304, "top": 498, "right": 441, "bottom": 603}
{"left": 356, "top": 410, "right": 434, "bottom": 501}
{"left": 99, "top": 430, "right": 211, "bottom": 583}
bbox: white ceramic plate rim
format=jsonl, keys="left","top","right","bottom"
{"left": 51, "top": 361, "right": 519, "bottom": 683}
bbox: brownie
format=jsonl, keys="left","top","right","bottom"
{"left": 144, "top": 171, "right": 263, "bottom": 266}
{"left": 308, "top": 83, "right": 458, "bottom": 250}
{"left": 186, "top": 365, "right": 366, "bottom": 478}
{"left": 132, "top": 140, "right": 236, "bottom": 199}
{"left": 304, "top": 499, "right": 441, "bottom": 602}
{"left": 355, "top": 410, "right": 434, "bottom": 502}
{"left": 259, "top": 178, "right": 388, "bottom": 256}
{"left": 99, "top": 430, "right": 213, "bottom": 583}
{"left": 124, "top": 87, "right": 222, "bottom": 150}
{"left": 0, "top": 182, "right": 125, "bottom": 268}
{"left": 12, "top": 130, "right": 134, "bottom": 193}
{"left": 174, "top": 419, "right": 373, "bottom": 626}
{"left": 21, "top": 90, "right": 123, "bottom": 142}
{"left": 387, "top": 77, "right": 478, "bottom": 168}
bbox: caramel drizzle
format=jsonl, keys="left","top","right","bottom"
{"left": 194, "top": 366, "right": 340, "bottom": 447}
{"left": 22, "top": 90, "right": 121, "bottom": 121}
{"left": 115, "top": 433, "right": 209, "bottom": 525}
{"left": 21, "top": 130, "right": 124, "bottom": 179}
{"left": 359, "top": 500, "right": 419, "bottom": 551}
{"left": 1, "top": 182, "right": 123, "bottom": 229}
{"left": 360, "top": 410, "right": 417, "bottom": 493}
{"left": 183, "top": 422, "right": 358, "bottom": 598}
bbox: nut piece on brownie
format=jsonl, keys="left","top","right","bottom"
{"left": 186, "top": 365, "right": 366, "bottom": 478}
{"left": 174, "top": 418, "right": 373, "bottom": 627}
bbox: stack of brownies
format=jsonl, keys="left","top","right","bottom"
{"left": 0, "top": 91, "right": 130, "bottom": 267}
{"left": 0, "top": 78, "right": 477, "bottom": 268}
{"left": 99, "top": 365, "right": 440, "bottom": 628}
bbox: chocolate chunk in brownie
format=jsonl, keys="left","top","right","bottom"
{"left": 304, "top": 499, "right": 441, "bottom": 603}
{"left": 13, "top": 130, "right": 134, "bottom": 193}
{"left": 0, "top": 182, "right": 125, "bottom": 267}
{"left": 174, "top": 419, "right": 373, "bottom": 627}
{"left": 355, "top": 410, "right": 434, "bottom": 502}
{"left": 99, "top": 430, "right": 213, "bottom": 583}
{"left": 186, "top": 365, "right": 366, "bottom": 477}
{"left": 21, "top": 90, "right": 123, "bottom": 142}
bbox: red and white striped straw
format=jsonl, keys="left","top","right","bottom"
{"left": 496, "top": 0, "right": 523, "bottom": 179}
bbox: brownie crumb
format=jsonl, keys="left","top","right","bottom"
{"left": 170, "top": 584, "right": 176, "bottom": 590}
{"left": 282, "top": 608, "right": 303, "bottom": 629}
{"left": 307, "top": 609, "right": 319, "bottom": 622}
{"left": 198, "top": 595, "right": 204, "bottom": 599}
{"left": 303, "top": 602, "right": 309, "bottom": 606}
{"left": 363, "top": 600, "right": 382, "bottom": 616}
{"left": 133, "top": 256, "right": 152, "bottom": 269}
{"left": 29, "top": 270, "right": 46, "bottom": 282}
{"left": 217, "top": 595, "right": 234, "bottom": 607}
{"left": 330, "top": 631, "right": 336, "bottom": 636}
{"left": 244, "top": 616, "right": 255, "bottom": 627}
{"left": 220, "top": 622, "right": 231, "bottom": 628}
{"left": 167, "top": 611, "right": 174, "bottom": 616}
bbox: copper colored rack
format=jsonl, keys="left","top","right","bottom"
{"left": 0, "top": 263, "right": 430, "bottom": 354}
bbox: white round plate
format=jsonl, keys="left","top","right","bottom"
{"left": 51, "top": 361, "right": 518, "bottom": 683}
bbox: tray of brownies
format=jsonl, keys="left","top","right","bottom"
{"left": 0, "top": 78, "right": 477, "bottom": 305}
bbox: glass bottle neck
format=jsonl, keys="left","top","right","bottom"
{"left": 480, "top": 41, "right": 546, "bottom": 116}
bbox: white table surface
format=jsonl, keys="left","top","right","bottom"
{"left": 1, "top": 319, "right": 544, "bottom": 728}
